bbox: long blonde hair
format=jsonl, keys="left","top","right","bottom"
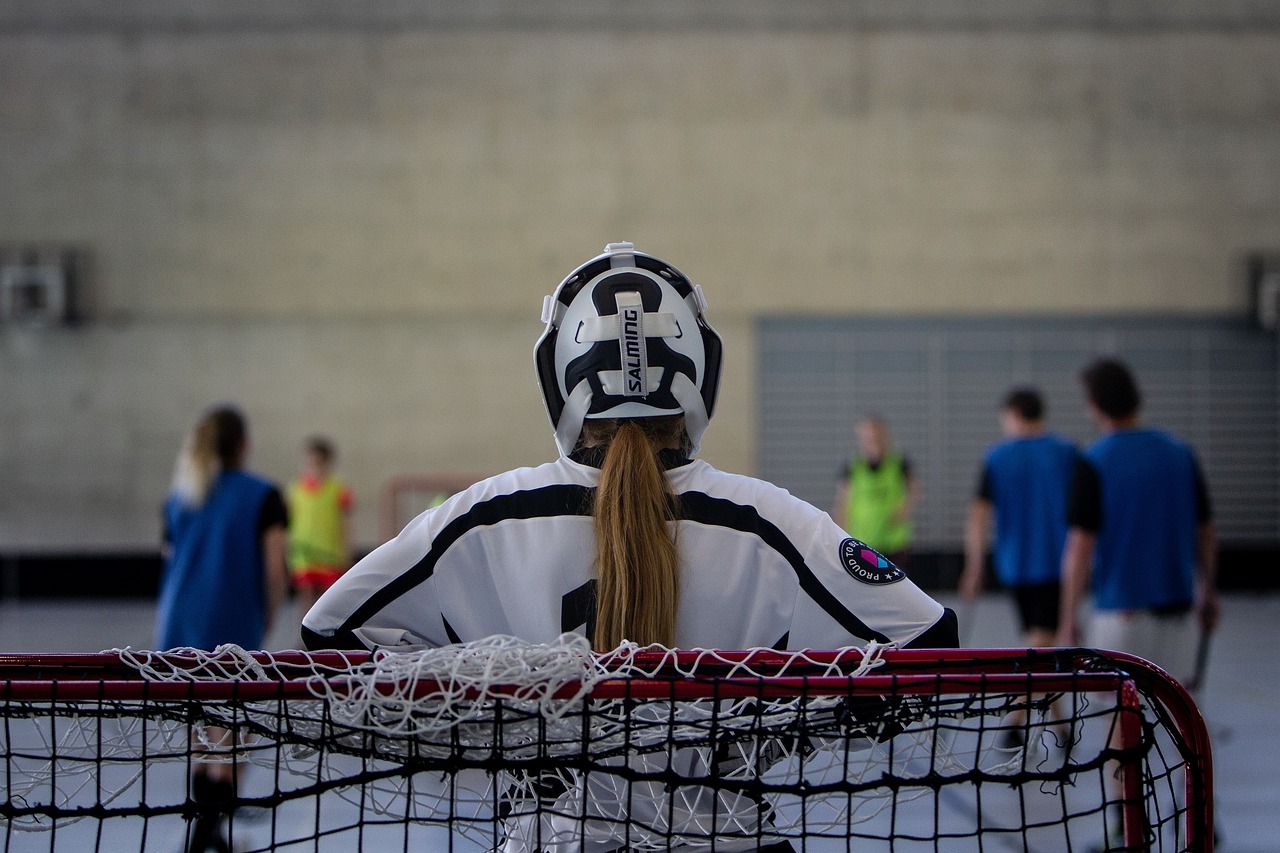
{"left": 583, "top": 417, "right": 688, "bottom": 652}
{"left": 171, "top": 406, "right": 247, "bottom": 506}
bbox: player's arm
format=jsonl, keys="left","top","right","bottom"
{"left": 258, "top": 487, "right": 290, "bottom": 638}
{"left": 1057, "top": 528, "right": 1095, "bottom": 646}
{"left": 1058, "top": 458, "right": 1101, "bottom": 646}
{"left": 340, "top": 486, "right": 355, "bottom": 571}
{"left": 1196, "top": 521, "right": 1219, "bottom": 635}
{"left": 301, "top": 513, "right": 450, "bottom": 651}
{"left": 1191, "top": 459, "right": 1219, "bottom": 635}
{"left": 831, "top": 480, "right": 849, "bottom": 528}
{"left": 902, "top": 606, "right": 959, "bottom": 649}
{"left": 895, "top": 459, "right": 921, "bottom": 523}
{"left": 262, "top": 524, "right": 289, "bottom": 637}
{"left": 159, "top": 507, "right": 173, "bottom": 562}
{"left": 960, "top": 463, "right": 993, "bottom": 602}
{"left": 793, "top": 514, "right": 957, "bottom": 650}
{"left": 961, "top": 501, "right": 991, "bottom": 601}
{"left": 959, "top": 463, "right": 995, "bottom": 600}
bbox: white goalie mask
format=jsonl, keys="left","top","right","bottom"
{"left": 535, "top": 242, "right": 723, "bottom": 458}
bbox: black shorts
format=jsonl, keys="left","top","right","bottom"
{"left": 1011, "top": 582, "right": 1061, "bottom": 633}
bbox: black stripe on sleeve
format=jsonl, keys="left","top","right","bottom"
{"left": 335, "top": 484, "right": 593, "bottom": 637}
{"left": 301, "top": 623, "right": 367, "bottom": 651}
{"left": 678, "top": 492, "right": 890, "bottom": 644}
{"left": 903, "top": 607, "right": 959, "bottom": 650}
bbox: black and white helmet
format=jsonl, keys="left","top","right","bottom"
{"left": 535, "top": 242, "right": 723, "bottom": 458}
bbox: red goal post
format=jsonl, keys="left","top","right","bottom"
{"left": 1, "top": 643, "right": 1213, "bottom": 852}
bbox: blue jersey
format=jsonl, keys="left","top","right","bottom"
{"left": 978, "top": 433, "right": 1078, "bottom": 587}
{"left": 156, "top": 470, "right": 284, "bottom": 650}
{"left": 1070, "top": 428, "right": 1210, "bottom": 612}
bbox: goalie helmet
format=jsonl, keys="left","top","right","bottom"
{"left": 535, "top": 242, "right": 723, "bottom": 458}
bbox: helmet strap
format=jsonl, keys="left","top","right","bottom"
{"left": 555, "top": 381, "right": 594, "bottom": 458}
{"left": 615, "top": 291, "right": 650, "bottom": 397}
{"left": 670, "top": 373, "right": 710, "bottom": 455}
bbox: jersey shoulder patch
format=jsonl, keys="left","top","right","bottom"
{"left": 838, "top": 538, "right": 906, "bottom": 586}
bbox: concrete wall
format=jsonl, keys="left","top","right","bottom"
{"left": 2, "top": 2, "right": 1279, "bottom": 549}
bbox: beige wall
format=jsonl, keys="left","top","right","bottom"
{"left": 2, "top": 3, "right": 1279, "bottom": 549}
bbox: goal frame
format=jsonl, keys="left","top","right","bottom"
{"left": 0, "top": 646, "right": 1214, "bottom": 851}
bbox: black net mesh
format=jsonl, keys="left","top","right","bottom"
{"left": 0, "top": 642, "right": 1212, "bottom": 852}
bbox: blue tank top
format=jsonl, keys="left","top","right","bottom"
{"left": 1086, "top": 429, "right": 1200, "bottom": 611}
{"left": 981, "top": 433, "right": 1078, "bottom": 587}
{"left": 156, "top": 470, "right": 276, "bottom": 650}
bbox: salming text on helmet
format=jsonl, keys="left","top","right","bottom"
{"left": 535, "top": 242, "right": 723, "bottom": 457}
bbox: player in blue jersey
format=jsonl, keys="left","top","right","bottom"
{"left": 1058, "top": 359, "right": 1219, "bottom": 680}
{"left": 960, "top": 388, "right": 1081, "bottom": 650}
{"left": 1059, "top": 359, "right": 1221, "bottom": 852}
{"left": 158, "top": 405, "right": 289, "bottom": 652}
{"left": 157, "top": 405, "right": 289, "bottom": 853}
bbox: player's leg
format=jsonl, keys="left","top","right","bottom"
{"left": 292, "top": 569, "right": 338, "bottom": 642}
{"left": 295, "top": 581, "right": 322, "bottom": 627}
{"left": 187, "top": 727, "right": 236, "bottom": 853}
{"left": 1087, "top": 609, "right": 1165, "bottom": 851}
{"left": 1002, "top": 584, "right": 1061, "bottom": 747}
{"left": 1149, "top": 608, "right": 1197, "bottom": 687}
{"left": 1013, "top": 581, "right": 1060, "bottom": 647}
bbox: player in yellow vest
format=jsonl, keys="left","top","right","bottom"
{"left": 832, "top": 417, "right": 919, "bottom": 566}
{"left": 287, "top": 437, "right": 354, "bottom": 628}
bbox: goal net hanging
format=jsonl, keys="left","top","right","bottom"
{"left": 0, "top": 635, "right": 1212, "bottom": 852}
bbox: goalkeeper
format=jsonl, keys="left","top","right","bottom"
{"left": 304, "top": 242, "right": 955, "bottom": 658}
{"left": 303, "top": 242, "right": 957, "bottom": 852}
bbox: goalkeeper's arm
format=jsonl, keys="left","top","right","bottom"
{"left": 904, "top": 607, "right": 960, "bottom": 650}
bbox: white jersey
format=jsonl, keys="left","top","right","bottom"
{"left": 303, "top": 456, "right": 953, "bottom": 652}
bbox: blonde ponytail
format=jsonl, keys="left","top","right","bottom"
{"left": 588, "top": 418, "right": 685, "bottom": 652}
{"left": 171, "top": 406, "right": 247, "bottom": 506}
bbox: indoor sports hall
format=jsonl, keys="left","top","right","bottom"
{"left": 2, "top": 2, "right": 1278, "bottom": 851}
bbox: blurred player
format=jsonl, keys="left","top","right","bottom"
{"left": 1058, "top": 359, "right": 1219, "bottom": 679}
{"left": 156, "top": 404, "right": 289, "bottom": 853}
{"left": 1058, "top": 359, "right": 1220, "bottom": 852}
{"left": 157, "top": 405, "right": 289, "bottom": 653}
{"left": 832, "top": 416, "right": 919, "bottom": 567}
{"left": 286, "top": 436, "right": 354, "bottom": 634}
{"left": 960, "top": 388, "right": 1080, "bottom": 650}
{"left": 960, "top": 387, "right": 1079, "bottom": 748}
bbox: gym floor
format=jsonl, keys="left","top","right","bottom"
{"left": 1, "top": 591, "right": 1275, "bottom": 851}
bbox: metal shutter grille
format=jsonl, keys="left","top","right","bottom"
{"left": 758, "top": 317, "right": 1278, "bottom": 547}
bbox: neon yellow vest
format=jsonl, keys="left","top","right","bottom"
{"left": 287, "top": 477, "right": 348, "bottom": 570}
{"left": 845, "top": 454, "right": 912, "bottom": 554}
